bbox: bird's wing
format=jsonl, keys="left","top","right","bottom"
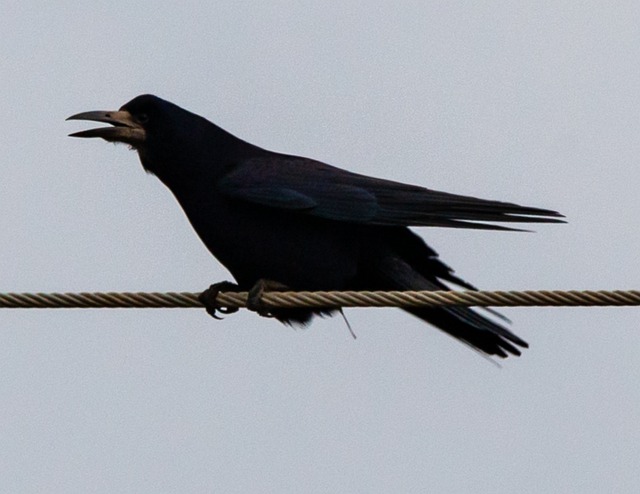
{"left": 218, "top": 156, "right": 564, "bottom": 230}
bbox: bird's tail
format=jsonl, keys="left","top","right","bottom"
{"left": 374, "top": 255, "right": 528, "bottom": 358}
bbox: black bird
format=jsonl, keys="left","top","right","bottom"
{"left": 68, "top": 94, "right": 563, "bottom": 358}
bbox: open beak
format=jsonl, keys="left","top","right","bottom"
{"left": 66, "top": 110, "right": 145, "bottom": 145}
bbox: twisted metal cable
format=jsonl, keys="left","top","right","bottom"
{"left": 1, "top": 289, "right": 640, "bottom": 309}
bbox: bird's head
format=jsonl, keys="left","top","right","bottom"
{"left": 67, "top": 94, "right": 210, "bottom": 176}
{"left": 66, "top": 94, "right": 167, "bottom": 146}
{"left": 68, "top": 94, "right": 257, "bottom": 182}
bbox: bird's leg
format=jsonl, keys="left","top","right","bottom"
{"left": 246, "top": 279, "right": 291, "bottom": 318}
{"left": 198, "top": 281, "right": 241, "bottom": 320}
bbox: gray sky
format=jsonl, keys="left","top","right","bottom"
{"left": 1, "top": 1, "right": 639, "bottom": 492}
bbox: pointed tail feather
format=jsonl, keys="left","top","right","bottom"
{"left": 375, "top": 254, "right": 528, "bottom": 358}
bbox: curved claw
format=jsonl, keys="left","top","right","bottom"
{"left": 199, "top": 281, "right": 241, "bottom": 320}
{"left": 247, "top": 279, "right": 289, "bottom": 318}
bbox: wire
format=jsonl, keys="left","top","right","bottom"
{"left": 1, "top": 289, "right": 639, "bottom": 309}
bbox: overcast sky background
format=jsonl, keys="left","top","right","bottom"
{"left": 1, "top": 1, "right": 639, "bottom": 492}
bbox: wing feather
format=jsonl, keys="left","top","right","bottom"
{"left": 219, "top": 156, "right": 564, "bottom": 229}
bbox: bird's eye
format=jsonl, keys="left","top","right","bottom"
{"left": 137, "top": 113, "right": 149, "bottom": 124}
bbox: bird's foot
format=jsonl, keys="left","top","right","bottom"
{"left": 199, "top": 281, "right": 241, "bottom": 320}
{"left": 247, "top": 279, "right": 291, "bottom": 318}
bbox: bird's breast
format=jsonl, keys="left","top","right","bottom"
{"left": 174, "top": 192, "right": 361, "bottom": 290}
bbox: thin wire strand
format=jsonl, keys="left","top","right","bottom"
{"left": 1, "top": 290, "right": 640, "bottom": 309}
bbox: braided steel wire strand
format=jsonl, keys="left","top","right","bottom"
{"left": 1, "top": 290, "right": 640, "bottom": 309}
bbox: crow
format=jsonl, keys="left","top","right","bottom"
{"left": 68, "top": 94, "right": 563, "bottom": 358}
